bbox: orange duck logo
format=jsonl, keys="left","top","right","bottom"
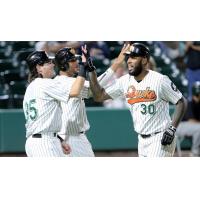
{"left": 125, "top": 86, "right": 157, "bottom": 104}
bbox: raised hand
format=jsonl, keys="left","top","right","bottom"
{"left": 81, "top": 44, "right": 96, "bottom": 72}
{"left": 81, "top": 44, "right": 89, "bottom": 63}
{"left": 111, "top": 43, "right": 130, "bottom": 72}
{"left": 117, "top": 43, "right": 130, "bottom": 63}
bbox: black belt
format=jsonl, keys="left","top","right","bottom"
{"left": 32, "top": 132, "right": 84, "bottom": 138}
{"left": 140, "top": 131, "right": 160, "bottom": 139}
{"left": 32, "top": 133, "right": 57, "bottom": 138}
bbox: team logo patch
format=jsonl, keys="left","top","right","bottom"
{"left": 125, "top": 86, "right": 157, "bottom": 104}
{"left": 171, "top": 82, "right": 178, "bottom": 92}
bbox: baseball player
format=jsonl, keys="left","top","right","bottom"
{"left": 88, "top": 43, "right": 187, "bottom": 157}
{"left": 23, "top": 50, "right": 88, "bottom": 157}
{"left": 54, "top": 44, "right": 130, "bottom": 157}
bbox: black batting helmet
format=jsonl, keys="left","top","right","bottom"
{"left": 55, "top": 47, "right": 79, "bottom": 71}
{"left": 124, "top": 43, "right": 150, "bottom": 60}
{"left": 192, "top": 81, "right": 200, "bottom": 96}
{"left": 26, "top": 51, "right": 51, "bottom": 71}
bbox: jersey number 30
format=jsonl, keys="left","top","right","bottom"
{"left": 140, "top": 104, "right": 155, "bottom": 115}
{"left": 25, "top": 99, "right": 38, "bottom": 121}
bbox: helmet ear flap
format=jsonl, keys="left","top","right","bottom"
{"left": 55, "top": 55, "right": 69, "bottom": 71}
{"left": 61, "top": 62, "right": 69, "bottom": 71}
{"left": 55, "top": 47, "right": 77, "bottom": 72}
{"left": 142, "top": 57, "right": 148, "bottom": 65}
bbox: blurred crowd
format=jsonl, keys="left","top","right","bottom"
{"left": 1, "top": 41, "right": 196, "bottom": 108}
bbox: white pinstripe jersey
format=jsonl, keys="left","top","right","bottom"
{"left": 54, "top": 75, "right": 90, "bottom": 135}
{"left": 23, "top": 78, "right": 70, "bottom": 138}
{"left": 55, "top": 68, "right": 115, "bottom": 136}
{"left": 105, "top": 70, "right": 183, "bottom": 135}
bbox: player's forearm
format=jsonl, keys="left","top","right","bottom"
{"left": 110, "top": 59, "right": 123, "bottom": 72}
{"left": 70, "top": 64, "right": 87, "bottom": 97}
{"left": 89, "top": 71, "right": 108, "bottom": 102}
{"left": 70, "top": 76, "right": 85, "bottom": 97}
{"left": 171, "top": 96, "right": 187, "bottom": 128}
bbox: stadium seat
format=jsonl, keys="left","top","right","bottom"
{"left": 0, "top": 51, "right": 7, "bottom": 59}
{"left": 16, "top": 50, "right": 34, "bottom": 62}
{"left": 3, "top": 68, "right": 24, "bottom": 83}
{"left": 106, "top": 41, "right": 123, "bottom": 48}
{"left": 176, "top": 135, "right": 192, "bottom": 157}
{"left": 0, "top": 83, "right": 11, "bottom": 109}
{"left": 9, "top": 81, "right": 27, "bottom": 108}
{"left": 11, "top": 42, "right": 35, "bottom": 51}
{"left": 93, "top": 59, "right": 110, "bottom": 76}
{"left": 0, "top": 59, "right": 14, "bottom": 72}
{"left": 105, "top": 41, "right": 123, "bottom": 59}
{"left": 109, "top": 46, "right": 122, "bottom": 60}
{"left": 84, "top": 98, "right": 103, "bottom": 107}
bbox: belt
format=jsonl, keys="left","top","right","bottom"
{"left": 140, "top": 131, "right": 160, "bottom": 139}
{"left": 32, "top": 133, "right": 57, "bottom": 138}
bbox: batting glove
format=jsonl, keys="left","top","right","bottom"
{"left": 81, "top": 46, "right": 96, "bottom": 72}
{"left": 161, "top": 125, "right": 176, "bottom": 146}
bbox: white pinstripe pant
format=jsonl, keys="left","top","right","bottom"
{"left": 138, "top": 132, "right": 176, "bottom": 157}
{"left": 25, "top": 135, "right": 66, "bottom": 157}
{"left": 65, "top": 134, "right": 95, "bottom": 157}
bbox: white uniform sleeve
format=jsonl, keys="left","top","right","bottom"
{"left": 55, "top": 76, "right": 90, "bottom": 99}
{"left": 41, "top": 79, "right": 70, "bottom": 103}
{"left": 98, "top": 68, "right": 115, "bottom": 88}
{"left": 105, "top": 78, "right": 124, "bottom": 99}
{"left": 65, "top": 79, "right": 89, "bottom": 99}
{"left": 80, "top": 83, "right": 90, "bottom": 99}
{"left": 159, "top": 75, "right": 182, "bottom": 104}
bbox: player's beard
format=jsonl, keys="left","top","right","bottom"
{"left": 128, "top": 60, "right": 143, "bottom": 77}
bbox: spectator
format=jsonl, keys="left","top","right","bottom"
{"left": 162, "top": 42, "right": 185, "bottom": 60}
{"left": 85, "top": 41, "right": 110, "bottom": 59}
{"left": 185, "top": 41, "right": 200, "bottom": 101}
{"left": 35, "top": 41, "right": 82, "bottom": 56}
{"left": 176, "top": 81, "right": 200, "bottom": 156}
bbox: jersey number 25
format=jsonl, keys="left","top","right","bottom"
{"left": 25, "top": 99, "right": 38, "bottom": 121}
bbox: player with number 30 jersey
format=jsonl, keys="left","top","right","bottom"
{"left": 89, "top": 43, "right": 187, "bottom": 157}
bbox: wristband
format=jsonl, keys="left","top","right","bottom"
{"left": 78, "top": 65, "right": 87, "bottom": 78}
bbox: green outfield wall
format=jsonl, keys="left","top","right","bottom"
{"left": 0, "top": 107, "right": 191, "bottom": 153}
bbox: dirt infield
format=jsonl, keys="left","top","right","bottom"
{"left": 0, "top": 150, "right": 194, "bottom": 157}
